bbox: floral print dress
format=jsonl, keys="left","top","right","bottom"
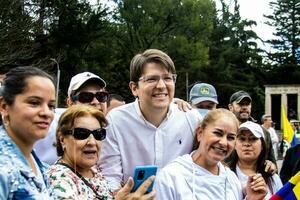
{"left": 47, "top": 164, "right": 114, "bottom": 200}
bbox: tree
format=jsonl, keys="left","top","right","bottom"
{"left": 206, "top": 0, "right": 264, "bottom": 118}
{"left": 0, "top": 0, "right": 40, "bottom": 66}
{"left": 264, "top": 0, "right": 300, "bottom": 66}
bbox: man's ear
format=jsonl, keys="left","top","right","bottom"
{"left": 129, "top": 81, "right": 138, "bottom": 98}
{"left": 66, "top": 97, "right": 75, "bottom": 107}
{"left": 228, "top": 104, "right": 233, "bottom": 111}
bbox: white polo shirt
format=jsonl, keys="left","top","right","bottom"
{"left": 99, "top": 99, "right": 198, "bottom": 190}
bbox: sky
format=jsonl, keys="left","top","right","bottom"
{"left": 236, "top": 0, "right": 275, "bottom": 51}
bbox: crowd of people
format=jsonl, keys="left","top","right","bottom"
{"left": 0, "top": 48, "right": 298, "bottom": 199}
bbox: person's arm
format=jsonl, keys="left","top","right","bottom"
{"left": 173, "top": 98, "right": 192, "bottom": 112}
{"left": 99, "top": 117, "right": 123, "bottom": 191}
{"left": 153, "top": 170, "right": 177, "bottom": 200}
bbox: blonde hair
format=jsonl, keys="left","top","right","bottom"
{"left": 192, "top": 108, "right": 239, "bottom": 150}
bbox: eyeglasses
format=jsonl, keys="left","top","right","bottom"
{"left": 138, "top": 74, "right": 177, "bottom": 85}
{"left": 64, "top": 127, "right": 106, "bottom": 141}
{"left": 72, "top": 91, "right": 108, "bottom": 103}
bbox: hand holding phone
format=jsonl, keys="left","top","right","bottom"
{"left": 132, "top": 165, "right": 157, "bottom": 193}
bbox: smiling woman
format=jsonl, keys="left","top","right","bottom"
{"left": 154, "top": 109, "right": 269, "bottom": 200}
{"left": 0, "top": 66, "right": 56, "bottom": 199}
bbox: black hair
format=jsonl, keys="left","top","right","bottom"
{"left": 0, "top": 64, "right": 19, "bottom": 74}
{"left": 1, "top": 66, "right": 54, "bottom": 105}
{"left": 225, "top": 136, "right": 275, "bottom": 193}
{"left": 107, "top": 94, "right": 125, "bottom": 107}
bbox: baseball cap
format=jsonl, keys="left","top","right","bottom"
{"left": 229, "top": 90, "right": 252, "bottom": 104}
{"left": 238, "top": 121, "right": 264, "bottom": 138}
{"left": 290, "top": 119, "right": 299, "bottom": 123}
{"left": 189, "top": 83, "right": 218, "bottom": 105}
{"left": 67, "top": 72, "right": 106, "bottom": 97}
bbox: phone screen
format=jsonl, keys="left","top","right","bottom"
{"left": 132, "top": 165, "right": 157, "bottom": 193}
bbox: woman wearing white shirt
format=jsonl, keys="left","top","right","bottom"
{"left": 226, "top": 121, "right": 282, "bottom": 199}
{"left": 154, "top": 109, "right": 267, "bottom": 200}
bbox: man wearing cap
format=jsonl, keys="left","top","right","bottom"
{"left": 189, "top": 83, "right": 218, "bottom": 110}
{"left": 228, "top": 90, "right": 277, "bottom": 173}
{"left": 34, "top": 72, "right": 109, "bottom": 164}
{"left": 66, "top": 72, "right": 108, "bottom": 112}
{"left": 189, "top": 83, "right": 218, "bottom": 117}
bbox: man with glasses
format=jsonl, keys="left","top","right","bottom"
{"left": 34, "top": 72, "right": 109, "bottom": 164}
{"left": 100, "top": 49, "right": 198, "bottom": 191}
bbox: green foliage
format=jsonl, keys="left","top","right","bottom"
{"left": 0, "top": 0, "right": 40, "bottom": 65}
{"left": 264, "top": 0, "right": 300, "bottom": 66}
{"left": 3, "top": 0, "right": 295, "bottom": 119}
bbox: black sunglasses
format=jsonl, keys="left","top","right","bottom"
{"left": 72, "top": 91, "right": 108, "bottom": 103}
{"left": 65, "top": 127, "right": 106, "bottom": 141}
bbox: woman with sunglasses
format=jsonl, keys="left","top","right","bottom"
{"left": 48, "top": 104, "right": 155, "bottom": 200}
{"left": 0, "top": 66, "right": 56, "bottom": 199}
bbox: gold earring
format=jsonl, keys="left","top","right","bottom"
{"left": 2, "top": 115, "right": 9, "bottom": 127}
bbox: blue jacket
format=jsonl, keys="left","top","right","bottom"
{"left": 0, "top": 126, "right": 53, "bottom": 199}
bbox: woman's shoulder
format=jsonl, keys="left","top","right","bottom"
{"left": 47, "top": 163, "right": 80, "bottom": 182}
{"left": 47, "top": 164, "right": 82, "bottom": 199}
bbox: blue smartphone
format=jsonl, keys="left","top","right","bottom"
{"left": 132, "top": 165, "right": 157, "bottom": 193}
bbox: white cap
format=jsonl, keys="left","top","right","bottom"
{"left": 238, "top": 121, "right": 264, "bottom": 138}
{"left": 67, "top": 72, "right": 106, "bottom": 97}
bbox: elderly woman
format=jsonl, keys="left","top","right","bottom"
{"left": 47, "top": 104, "right": 154, "bottom": 200}
{"left": 0, "top": 66, "right": 56, "bottom": 199}
{"left": 154, "top": 108, "right": 268, "bottom": 200}
{"left": 226, "top": 121, "right": 282, "bottom": 199}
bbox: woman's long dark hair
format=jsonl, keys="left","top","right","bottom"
{"left": 225, "top": 137, "right": 275, "bottom": 193}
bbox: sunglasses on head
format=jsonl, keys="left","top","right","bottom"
{"left": 64, "top": 127, "right": 106, "bottom": 141}
{"left": 72, "top": 91, "right": 108, "bottom": 103}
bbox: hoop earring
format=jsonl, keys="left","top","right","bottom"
{"left": 2, "top": 115, "right": 9, "bottom": 127}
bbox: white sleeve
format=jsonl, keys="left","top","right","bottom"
{"left": 272, "top": 174, "right": 283, "bottom": 193}
{"left": 99, "top": 116, "right": 123, "bottom": 191}
{"left": 154, "top": 169, "right": 177, "bottom": 200}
